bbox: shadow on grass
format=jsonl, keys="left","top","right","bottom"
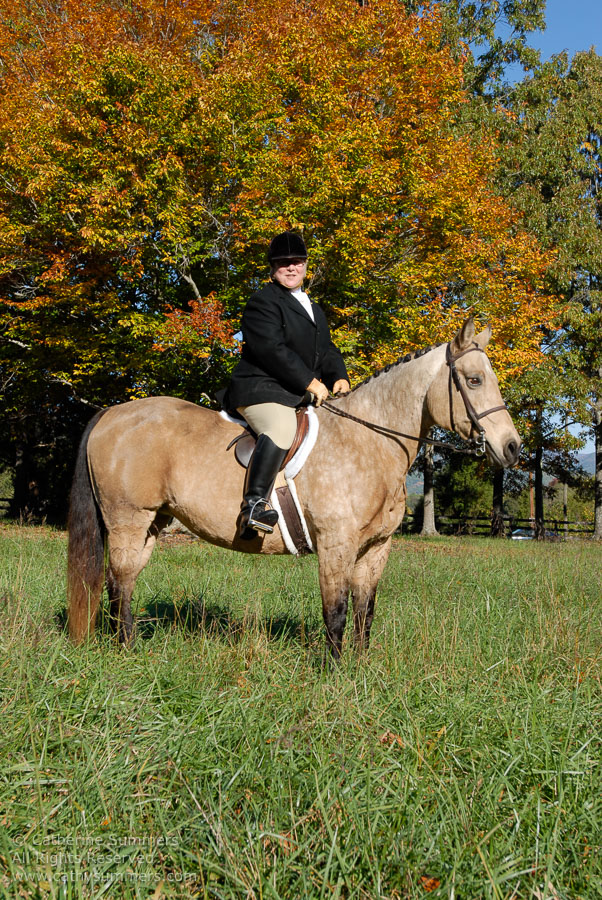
{"left": 54, "top": 593, "right": 322, "bottom": 651}
{"left": 55, "top": 608, "right": 68, "bottom": 634}
{"left": 76, "top": 594, "right": 323, "bottom": 648}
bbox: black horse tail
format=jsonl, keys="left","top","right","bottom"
{"left": 67, "top": 408, "right": 109, "bottom": 644}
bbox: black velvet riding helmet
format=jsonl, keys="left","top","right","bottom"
{"left": 267, "top": 231, "right": 307, "bottom": 262}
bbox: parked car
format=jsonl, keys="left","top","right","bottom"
{"left": 511, "top": 528, "right": 534, "bottom": 540}
{"left": 510, "top": 527, "right": 562, "bottom": 541}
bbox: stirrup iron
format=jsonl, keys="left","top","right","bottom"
{"left": 247, "top": 499, "right": 278, "bottom": 534}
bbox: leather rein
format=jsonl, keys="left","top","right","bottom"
{"left": 322, "top": 343, "right": 508, "bottom": 457}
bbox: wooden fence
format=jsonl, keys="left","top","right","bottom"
{"left": 0, "top": 496, "right": 594, "bottom": 538}
{"left": 400, "top": 514, "right": 594, "bottom": 537}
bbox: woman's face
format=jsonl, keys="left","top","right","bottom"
{"left": 272, "top": 258, "right": 307, "bottom": 291}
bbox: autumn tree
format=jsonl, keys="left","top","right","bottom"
{"left": 0, "top": 0, "right": 555, "bottom": 519}
{"left": 0, "top": 0, "right": 233, "bottom": 516}
{"left": 404, "top": 0, "right": 549, "bottom": 533}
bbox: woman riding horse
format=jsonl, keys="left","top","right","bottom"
{"left": 223, "top": 232, "right": 350, "bottom": 539}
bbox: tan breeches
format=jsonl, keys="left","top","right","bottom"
{"left": 237, "top": 403, "right": 297, "bottom": 450}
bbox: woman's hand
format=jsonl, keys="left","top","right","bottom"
{"left": 332, "top": 379, "right": 350, "bottom": 395}
{"left": 306, "top": 378, "right": 329, "bottom": 406}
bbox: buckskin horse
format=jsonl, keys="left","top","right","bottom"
{"left": 67, "top": 319, "right": 520, "bottom": 658}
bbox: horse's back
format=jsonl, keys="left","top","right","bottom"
{"left": 90, "top": 395, "right": 219, "bottom": 436}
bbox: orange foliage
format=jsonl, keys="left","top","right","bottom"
{"left": 154, "top": 295, "right": 234, "bottom": 358}
{"left": 0, "top": 0, "right": 557, "bottom": 402}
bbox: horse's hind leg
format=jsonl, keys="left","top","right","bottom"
{"left": 106, "top": 511, "right": 170, "bottom": 644}
{"left": 106, "top": 566, "right": 134, "bottom": 644}
{"left": 351, "top": 537, "right": 391, "bottom": 651}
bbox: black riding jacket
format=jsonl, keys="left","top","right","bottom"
{"left": 224, "top": 280, "right": 348, "bottom": 409}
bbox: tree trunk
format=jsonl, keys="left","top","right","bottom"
{"left": 594, "top": 403, "right": 602, "bottom": 540}
{"left": 563, "top": 413, "right": 568, "bottom": 537}
{"left": 491, "top": 468, "right": 506, "bottom": 537}
{"left": 534, "top": 407, "right": 545, "bottom": 540}
{"left": 9, "top": 440, "right": 37, "bottom": 521}
{"left": 420, "top": 435, "right": 438, "bottom": 536}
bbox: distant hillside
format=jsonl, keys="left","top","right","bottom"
{"left": 406, "top": 471, "right": 423, "bottom": 494}
{"left": 404, "top": 450, "right": 595, "bottom": 498}
{"left": 578, "top": 452, "right": 595, "bottom": 475}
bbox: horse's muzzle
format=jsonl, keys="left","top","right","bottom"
{"left": 503, "top": 437, "right": 521, "bottom": 467}
{"left": 486, "top": 434, "right": 521, "bottom": 468}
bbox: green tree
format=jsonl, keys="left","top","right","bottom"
{"left": 498, "top": 50, "right": 602, "bottom": 537}
{"left": 402, "top": 1, "right": 546, "bottom": 93}
{"left": 434, "top": 455, "right": 492, "bottom": 529}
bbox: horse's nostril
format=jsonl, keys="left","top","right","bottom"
{"left": 505, "top": 440, "right": 519, "bottom": 463}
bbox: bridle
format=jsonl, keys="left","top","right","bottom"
{"left": 321, "top": 342, "right": 508, "bottom": 457}
{"left": 445, "top": 343, "right": 508, "bottom": 456}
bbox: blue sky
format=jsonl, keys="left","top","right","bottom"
{"left": 501, "top": 0, "right": 599, "bottom": 81}
{"left": 535, "top": 0, "right": 599, "bottom": 60}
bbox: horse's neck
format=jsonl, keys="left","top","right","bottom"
{"left": 333, "top": 345, "right": 445, "bottom": 459}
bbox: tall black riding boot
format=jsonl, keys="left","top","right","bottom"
{"left": 239, "top": 434, "right": 288, "bottom": 540}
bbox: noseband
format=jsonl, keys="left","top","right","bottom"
{"left": 322, "top": 341, "right": 508, "bottom": 457}
{"left": 446, "top": 343, "right": 508, "bottom": 456}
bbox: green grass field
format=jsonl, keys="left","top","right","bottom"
{"left": 0, "top": 525, "right": 600, "bottom": 899}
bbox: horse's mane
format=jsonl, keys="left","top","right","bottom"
{"left": 350, "top": 342, "right": 444, "bottom": 393}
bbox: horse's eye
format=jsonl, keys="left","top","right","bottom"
{"left": 467, "top": 375, "right": 482, "bottom": 387}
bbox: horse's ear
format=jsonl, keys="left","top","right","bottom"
{"left": 474, "top": 324, "right": 492, "bottom": 350}
{"left": 450, "top": 318, "right": 475, "bottom": 355}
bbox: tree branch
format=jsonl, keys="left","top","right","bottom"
{"left": 47, "top": 376, "right": 102, "bottom": 409}
{"left": 181, "top": 271, "right": 202, "bottom": 301}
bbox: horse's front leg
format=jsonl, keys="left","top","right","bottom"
{"left": 317, "top": 537, "right": 358, "bottom": 661}
{"left": 351, "top": 537, "right": 392, "bottom": 651}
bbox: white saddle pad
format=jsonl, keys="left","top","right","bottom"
{"left": 220, "top": 406, "right": 319, "bottom": 479}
